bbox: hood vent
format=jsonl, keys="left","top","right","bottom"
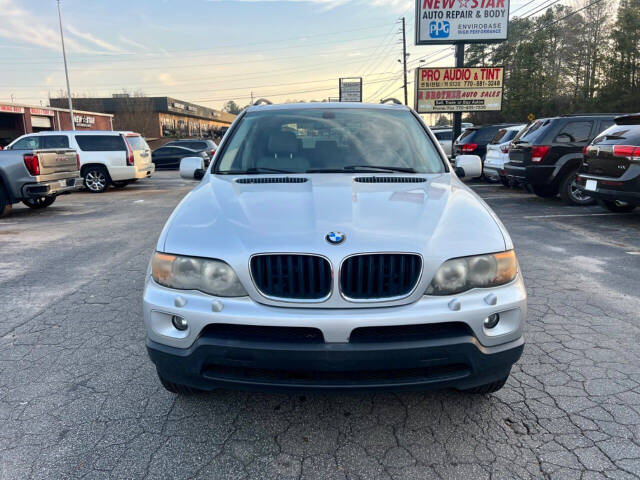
{"left": 236, "top": 177, "right": 308, "bottom": 184}
{"left": 354, "top": 176, "right": 426, "bottom": 184}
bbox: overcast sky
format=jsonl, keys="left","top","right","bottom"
{"left": 0, "top": 0, "right": 526, "bottom": 111}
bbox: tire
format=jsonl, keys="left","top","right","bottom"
{"left": 483, "top": 173, "right": 499, "bottom": 183}
{"left": 82, "top": 165, "right": 110, "bottom": 193}
{"left": 460, "top": 376, "right": 508, "bottom": 394}
{"left": 0, "top": 184, "right": 12, "bottom": 218}
{"left": 158, "top": 372, "right": 204, "bottom": 395}
{"left": 112, "top": 180, "right": 131, "bottom": 189}
{"left": 559, "top": 169, "right": 595, "bottom": 206}
{"left": 22, "top": 196, "right": 56, "bottom": 209}
{"left": 531, "top": 184, "right": 558, "bottom": 198}
{"left": 596, "top": 199, "right": 637, "bottom": 213}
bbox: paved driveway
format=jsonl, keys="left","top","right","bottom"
{"left": 1, "top": 173, "right": 639, "bottom": 479}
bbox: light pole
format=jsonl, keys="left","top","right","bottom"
{"left": 57, "top": 0, "right": 75, "bottom": 130}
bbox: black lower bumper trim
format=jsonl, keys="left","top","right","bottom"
{"left": 147, "top": 331, "right": 524, "bottom": 392}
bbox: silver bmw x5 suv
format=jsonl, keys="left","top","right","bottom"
{"left": 143, "top": 103, "right": 526, "bottom": 394}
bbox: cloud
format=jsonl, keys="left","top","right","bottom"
{"left": 0, "top": 0, "right": 123, "bottom": 53}
{"left": 205, "top": 0, "right": 410, "bottom": 10}
{"left": 118, "top": 35, "right": 151, "bottom": 51}
{"left": 66, "top": 24, "right": 124, "bottom": 53}
{"left": 158, "top": 73, "right": 177, "bottom": 86}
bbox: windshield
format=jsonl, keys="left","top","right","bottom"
{"left": 215, "top": 108, "right": 445, "bottom": 174}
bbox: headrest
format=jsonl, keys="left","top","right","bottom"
{"left": 268, "top": 131, "right": 299, "bottom": 155}
{"left": 315, "top": 141, "right": 338, "bottom": 151}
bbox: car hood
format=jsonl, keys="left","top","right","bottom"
{"left": 159, "top": 173, "right": 510, "bottom": 307}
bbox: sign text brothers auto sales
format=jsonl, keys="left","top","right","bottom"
{"left": 415, "top": 67, "right": 504, "bottom": 113}
{"left": 416, "top": 0, "right": 510, "bottom": 44}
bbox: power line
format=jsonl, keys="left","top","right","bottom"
{"left": 518, "top": 0, "right": 565, "bottom": 19}
{"left": 6, "top": 32, "right": 395, "bottom": 69}
{"left": 529, "top": 0, "right": 605, "bottom": 32}
{"left": 191, "top": 74, "right": 406, "bottom": 103}
{"left": 4, "top": 54, "right": 399, "bottom": 91}
{"left": 0, "top": 21, "right": 394, "bottom": 58}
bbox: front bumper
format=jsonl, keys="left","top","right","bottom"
{"left": 22, "top": 176, "right": 83, "bottom": 198}
{"left": 148, "top": 332, "right": 523, "bottom": 392}
{"left": 143, "top": 275, "right": 526, "bottom": 391}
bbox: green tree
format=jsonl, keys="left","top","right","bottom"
{"left": 599, "top": 0, "right": 640, "bottom": 111}
{"left": 223, "top": 100, "right": 243, "bottom": 115}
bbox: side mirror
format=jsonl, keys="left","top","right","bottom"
{"left": 180, "top": 156, "right": 205, "bottom": 180}
{"left": 454, "top": 155, "right": 482, "bottom": 181}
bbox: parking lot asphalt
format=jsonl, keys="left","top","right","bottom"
{"left": 1, "top": 172, "right": 640, "bottom": 480}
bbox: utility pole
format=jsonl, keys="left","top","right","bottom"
{"left": 401, "top": 17, "right": 408, "bottom": 106}
{"left": 57, "top": 0, "right": 75, "bottom": 130}
{"left": 250, "top": 91, "right": 254, "bottom": 105}
{"left": 452, "top": 43, "right": 464, "bottom": 153}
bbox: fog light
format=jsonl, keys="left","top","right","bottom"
{"left": 484, "top": 313, "right": 500, "bottom": 329}
{"left": 172, "top": 315, "right": 188, "bottom": 331}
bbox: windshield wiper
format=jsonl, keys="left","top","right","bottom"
{"left": 344, "top": 165, "right": 417, "bottom": 173}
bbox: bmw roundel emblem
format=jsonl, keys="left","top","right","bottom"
{"left": 326, "top": 232, "right": 345, "bottom": 245}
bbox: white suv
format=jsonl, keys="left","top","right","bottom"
{"left": 144, "top": 103, "right": 526, "bottom": 395}
{"left": 7, "top": 131, "right": 155, "bottom": 193}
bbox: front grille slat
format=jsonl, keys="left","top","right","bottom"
{"left": 341, "top": 254, "right": 421, "bottom": 300}
{"left": 251, "top": 254, "right": 331, "bottom": 300}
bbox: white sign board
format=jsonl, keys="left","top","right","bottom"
{"left": 339, "top": 78, "right": 363, "bottom": 102}
{"left": 416, "top": 0, "right": 509, "bottom": 44}
{"left": 414, "top": 67, "right": 504, "bottom": 113}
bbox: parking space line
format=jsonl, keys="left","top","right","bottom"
{"left": 523, "top": 212, "right": 635, "bottom": 219}
{"left": 482, "top": 195, "right": 530, "bottom": 199}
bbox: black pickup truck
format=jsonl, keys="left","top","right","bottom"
{"left": 504, "top": 114, "right": 619, "bottom": 205}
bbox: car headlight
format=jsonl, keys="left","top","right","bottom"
{"left": 425, "top": 250, "right": 517, "bottom": 296}
{"left": 151, "top": 252, "right": 247, "bottom": 297}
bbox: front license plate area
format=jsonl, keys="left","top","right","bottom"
{"left": 585, "top": 179, "right": 597, "bottom": 191}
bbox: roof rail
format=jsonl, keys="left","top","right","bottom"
{"left": 560, "top": 113, "right": 624, "bottom": 117}
{"left": 615, "top": 113, "right": 640, "bottom": 125}
{"left": 380, "top": 98, "right": 403, "bottom": 105}
{"left": 253, "top": 98, "right": 273, "bottom": 106}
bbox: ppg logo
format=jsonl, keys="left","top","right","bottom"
{"left": 429, "top": 20, "right": 450, "bottom": 38}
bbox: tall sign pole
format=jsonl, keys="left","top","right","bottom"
{"left": 57, "top": 0, "right": 75, "bottom": 130}
{"left": 402, "top": 17, "right": 408, "bottom": 106}
{"left": 452, "top": 43, "right": 464, "bottom": 152}
{"left": 414, "top": 0, "right": 509, "bottom": 153}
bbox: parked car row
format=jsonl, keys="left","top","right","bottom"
{"left": 151, "top": 139, "right": 216, "bottom": 170}
{"left": 455, "top": 113, "right": 639, "bottom": 213}
{"left": 0, "top": 129, "right": 212, "bottom": 217}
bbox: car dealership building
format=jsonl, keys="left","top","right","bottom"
{"left": 50, "top": 96, "right": 235, "bottom": 145}
{"left": 0, "top": 103, "right": 113, "bottom": 148}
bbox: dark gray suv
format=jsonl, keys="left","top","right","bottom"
{"left": 504, "top": 114, "right": 620, "bottom": 205}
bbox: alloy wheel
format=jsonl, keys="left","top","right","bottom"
{"left": 569, "top": 175, "right": 592, "bottom": 203}
{"left": 85, "top": 170, "right": 107, "bottom": 192}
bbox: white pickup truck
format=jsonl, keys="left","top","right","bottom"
{"left": 0, "top": 147, "right": 82, "bottom": 217}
